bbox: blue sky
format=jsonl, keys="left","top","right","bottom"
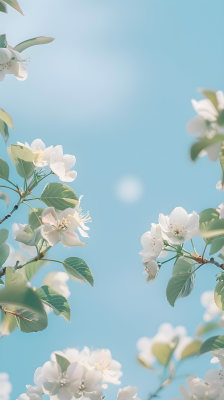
{"left": 1, "top": 0, "right": 224, "bottom": 398}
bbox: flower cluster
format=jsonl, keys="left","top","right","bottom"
{"left": 140, "top": 206, "right": 199, "bottom": 280}
{"left": 17, "top": 346, "right": 139, "bottom": 400}
{"left": 18, "top": 139, "right": 77, "bottom": 182}
{"left": 137, "top": 323, "right": 195, "bottom": 368}
{"left": 0, "top": 46, "right": 27, "bottom": 81}
{"left": 187, "top": 90, "right": 224, "bottom": 161}
{"left": 173, "top": 350, "right": 224, "bottom": 400}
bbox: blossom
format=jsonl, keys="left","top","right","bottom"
{"left": 88, "top": 349, "right": 122, "bottom": 385}
{"left": 18, "top": 139, "right": 53, "bottom": 167}
{"left": 49, "top": 145, "right": 77, "bottom": 182}
{"left": 159, "top": 206, "right": 199, "bottom": 244}
{"left": 137, "top": 323, "right": 188, "bottom": 366}
{"left": 144, "top": 259, "right": 159, "bottom": 281}
{"left": 41, "top": 206, "right": 90, "bottom": 247}
{"left": 0, "top": 373, "right": 12, "bottom": 400}
{"left": 5, "top": 246, "right": 27, "bottom": 267}
{"left": 43, "top": 272, "right": 70, "bottom": 298}
{"left": 175, "top": 370, "right": 224, "bottom": 400}
{"left": 13, "top": 223, "right": 39, "bottom": 255}
{"left": 17, "top": 386, "right": 43, "bottom": 400}
{"left": 200, "top": 291, "right": 222, "bottom": 322}
{"left": 34, "top": 360, "right": 102, "bottom": 400}
{"left": 140, "top": 224, "right": 164, "bottom": 262}
{"left": 0, "top": 47, "right": 27, "bottom": 81}
{"left": 117, "top": 387, "right": 140, "bottom": 400}
{"left": 187, "top": 90, "right": 224, "bottom": 161}
{"left": 211, "top": 349, "right": 224, "bottom": 369}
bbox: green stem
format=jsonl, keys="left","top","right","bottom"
{"left": 0, "top": 184, "right": 19, "bottom": 194}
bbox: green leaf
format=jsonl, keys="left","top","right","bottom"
{"left": 3, "top": 0, "right": 23, "bottom": 14}
{"left": 200, "top": 335, "right": 224, "bottom": 354}
{"left": 152, "top": 342, "right": 176, "bottom": 366}
{"left": 190, "top": 134, "right": 224, "bottom": 161}
{"left": 0, "top": 192, "right": 9, "bottom": 207}
{"left": 0, "top": 1, "right": 7, "bottom": 13}
{"left": 180, "top": 340, "right": 202, "bottom": 360}
{"left": 41, "top": 183, "right": 78, "bottom": 210}
{"left": 214, "top": 279, "right": 224, "bottom": 311}
{"left": 172, "top": 257, "right": 195, "bottom": 275}
{"left": 210, "top": 237, "right": 224, "bottom": 255}
{"left": 0, "top": 285, "right": 48, "bottom": 333}
{"left": 0, "top": 229, "right": 8, "bottom": 244}
{"left": 5, "top": 266, "right": 26, "bottom": 287}
{"left": 24, "top": 260, "right": 45, "bottom": 281}
{"left": 0, "top": 158, "right": 9, "bottom": 180}
{"left": 199, "top": 208, "right": 219, "bottom": 227}
{"left": 202, "top": 89, "right": 218, "bottom": 109}
{"left": 1, "top": 311, "right": 17, "bottom": 335}
{"left": 28, "top": 208, "right": 43, "bottom": 230}
{"left": 219, "top": 143, "right": 224, "bottom": 185}
{"left": 9, "top": 145, "right": 34, "bottom": 180}
{"left": 201, "top": 219, "right": 224, "bottom": 242}
{"left": 196, "top": 322, "right": 220, "bottom": 336}
{"left": 0, "top": 243, "right": 9, "bottom": 266}
{"left": 0, "top": 120, "right": 9, "bottom": 142}
{"left": 0, "top": 108, "right": 13, "bottom": 129}
{"left": 63, "top": 257, "right": 94, "bottom": 286}
{"left": 166, "top": 272, "right": 194, "bottom": 307}
{"left": 37, "top": 285, "right": 70, "bottom": 322}
{"left": 55, "top": 353, "right": 70, "bottom": 373}
{"left": 0, "top": 34, "right": 7, "bottom": 48}
{"left": 14, "top": 36, "right": 54, "bottom": 53}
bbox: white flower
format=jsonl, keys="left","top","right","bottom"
{"left": 43, "top": 272, "right": 70, "bottom": 298}
{"left": 140, "top": 224, "right": 164, "bottom": 262}
{"left": 49, "top": 145, "right": 77, "bottom": 182}
{"left": 88, "top": 349, "right": 122, "bottom": 385}
{"left": 211, "top": 349, "right": 224, "bottom": 369}
{"left": 117, "top": 387, "right": 140, "bottom": 400}
{"left": 144, "top": 259, "right": 159, "bottom": 281}
{"left": 159, "top": 206, "right": 199, "bottom": 244}
{"left": 137, "top": 323, "right": 187, "bottom": 366}
{"left": 41, "top": 206, "right": 90, "bottom": 247}
{"left": 176, "top": 370, "right": 224, "bottom": 400}
{"left": 18, "top": 139, "right": 53, "bottom": 167}
{"left": 13, "top": 223, "right": 39, "bottom": 255}
{"left": 200, "top": 291, "right": 221, "bottom": 322}
{"left": 0, "top": 373, "right": 12, "bottom": 400}
{"left": 17, "top": 386, "right": 43, "bottom": 400}
{"left": 5, "top": 246, "right": 27, "bottom": 267}
{"left": 0, "top": 47, "right": 27, "bottom": 81}
{"left": 34, "top": 360, "right": 102, "bottom": 400}
{"left": 216, "top": 181, "right": 224, "bottom": 191}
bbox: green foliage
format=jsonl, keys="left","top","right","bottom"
{"left": 28, "top": 208, "right": 43, "bottom": 230}
{"left": 214, "top": 278, "right": 224, "bottom": 311}
{"left": 0, "top": 158, "right": 9, "bottom": 180}
{"left": 0, "top": 120, "right": 9, "bottom": 142}
{"left": 0, "top": 1, "right": 7, "bottom": 13}
{"left": 0, "top": 311, "right": 17, "bottom": 335}
{"left": 14, "top": 36, "right": 54, "bottom": 53}
{"left": 55, "top": 353, "right": 71, "bottom": 373}
{"left": 37, "top": 285, "right": 70, "bottom": 321}
{"left": 0, "top": 34, "right": 7, "bottom": 48}
{"left": 3, "top": 0, "right": 23, "bottom": 14}
{"left": 201, "top": 219, "right": 224, "bottom": 243}
{"left": 0, "top": 285, "right": 48, "bottom": 333}
{"left": 152, "top": 341, "right": 177, "bottom": 366}
{"left": 197, "top": 322, "right": 221, "bottom": 336}
{"left": 63, "top": 257, "right": 94, "bottom": 286}
{"left": 190, "top": 134, "right": 224, "bottom": 161}
{"left": 23, "top": 260, "right": 45, "bottom": 281}
{"left": 0, "top": 107, "right": 13, "bottom": 129}
{"left": 0, "top": 229, "right": 9, "bottom": 244}
{"left": 180, "top": 340, "right": 202, "bottom": 360}
{"left": 9, "top": 144, "right": 34, "bottom": 179}
{"left": 172, "top": 257, "right": 195, "bottom": 275}
{"left": 41, "top": 182, "right": 78, "bottom": 210}
{"left": 166, "top": 258, "right": 195, "bottom": 306}
{"left": 200, "top": 335, "right": 224, "bottom": 354}
{"left": 0, "top": 243, "right": 9, "bottom": 266}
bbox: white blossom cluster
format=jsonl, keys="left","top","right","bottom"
{"left": 0, "top": 373, "right": 12, "bottom": 400}
{"left": 187, "top": 90, "right": 224, "bottom": 162}
{"left": 17, "top": 347, "right": 140, "bottom": 400}
{"left": 137, "top": 323, "right": 194, "bottom": 367}
{"left": 0, "top": 46, "right": 27, "bottom": 81}
{"left": 201, "top": 290, "right": 224, "bottom": 325}
{"left": 140, "top": 206, "right": 199, "bottom": 280}
{"left": 18, "top": 139, "right": 77, "bottom": 182}
{"left": 173, "top": 350, "right": 224, "bottom": 400}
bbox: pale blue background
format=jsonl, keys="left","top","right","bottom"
{"left": 1, "top": 0, "right": 224, "bottom": 398}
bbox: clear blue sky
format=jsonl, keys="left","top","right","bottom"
{"left": 1, "top": 0, "right": 224, "bottom": 398}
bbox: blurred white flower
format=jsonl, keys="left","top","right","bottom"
{"left": 115, "top": 176, "right": 143, "bottom": 203}
{"left": 5, "top": 246, "right": 27, "bottom": 267}
{"left": 18, "top": 139, "right": 53, "bottom": 167}
{"left": 13, "top": 223, "right": 38, "bottom": 255}
{"left": 159, "top": 206, "right": 199, "bottom": 245}
{"left": 140, "top": 224, "right": 164, "bottom": 262}
{"left": 216, "top": 181, "right": 224, "bottom": 191}
{"left": 0, "top": 47, "right": 27, "bottom": 81}
{"left": 200, "top": 291, "right": 221, "bottom": 322}
{"left": 88, "top": 349, "right": 122, "bottom": 385}
{"left": 17, "top": 385, "right": 43, "bottom": 400}
{"left": 211, "top": 349, "right": 224, "bottom": 369}
{"left": 49, "top": 145, "right": 77, "bottom": 182}
{"left": 0, "top": 373, "right": 12, "bottom": 400}
{"left": 41, "top": 206, "right": 90, "bottom": 247}
{"left": 117, "top": 386, "right": 140, "bottom": 400}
